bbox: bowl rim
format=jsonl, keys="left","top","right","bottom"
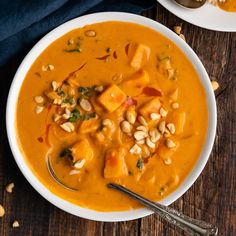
{"left": 6, "top": 12, "right": 217, "bottom": 222}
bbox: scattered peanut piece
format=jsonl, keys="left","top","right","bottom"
{"left": 173, "top": 25, "right": 182, "bottom": 35}
{"left": 69, "top": 169, "right": 80, "bottom": 175}
{"left": 35, "top": 105, "right": 44, "bottom": 114}
{"left": 138, "top": 116, "right": 148, "bottom": 126}
{"left": 171, "top": 102, "right": 179, "bottom": 109}
{"left": 0, "top": 205, "right": 5, "bottom": 217}
{"left": 211, "top": 80, "right": 219, "bottom": 91}
{"left": 179, "top": 34, "right": 186, "bottom": 41}
{"left": 102, "top": 119, "right": 113, "bottom": 127}
{"left": 68, "top": 38, "right": 74, "bottom": 45}
{"left": 126, "top": 107, "right": 137, "bottom": 124}
{"left": 42, "top": 64, "right": 54, "bottom": 71}
{"left": 149, "top": 129, "right": 161, "bottom": 143}
{"left": 164, "top": 158, "right": 172, "bottom": 165}
{"left": 53, "top": 114, "right": 61, "bottom": 122}
{"left": 80, "top": 98, "right": 92, "bottom": 112}
{"left": 146, "top": 137, "right": 155, "bottom": 149}
{"left": 60, "top": 122, "right": 74, "bottom": 132}
{"left": 160, "top": 107, "right": 168, "bottom": 117}
{"left": 136, "top": 139, "right": 145, "bottom": 145}
{"left": 134, "top": 131, "right": 148, "bottom": 141}
{"left": 6, "top": 182, "right": 14, "bottom": 193}
{"left": 73, "top": 159, "right": 86, "bottom": 169}
{"left": 34, "top": 96, "right": 44, "bottom": 104}
{"left": 130, "top": 144, "right": 142, "bottom": 155}
{"left": 167, "top": 123, "right": 176, "bottom": 134}
{"left": 150, "top": 113, "right": 160, "bottom": 121}
{"left": 121, "top": 120, "right": 132, "bottom": 133}
{"left": 84, "top": 30, "right": 96, "bottom": 37}
{"left": 136, "top": 125, "right": 148, "bottom": 132}
{"left": 52, "top": 81, "right": 59, "bottom": 91}
{"left": 158, "top": 121, "right": 166, "bottom": 134}
{"left": 12, "top": 220, "right": 20, "bottom": 228}
{"left": 166, "top": 139, "right": 176, "bottom": 148}
{"left": 95, "top": 85, "right": 104, "bottom": 92}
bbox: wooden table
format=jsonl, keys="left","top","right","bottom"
{"left": 0, "top": 3, "right": 235, "bottom": 235}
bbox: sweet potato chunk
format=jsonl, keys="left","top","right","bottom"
{"left": 104, "top": 148, "right": 128, "bottom": 178}
{"left": 70, "top": 139, "right": 94, "bottom": 163}
{"left": 120, "top": 70, "right": 150, "bottom": 96}
{"left": 173, "top": 112, "right": 186, "bottom": 134}
{"left": 139, "top": 98, "right": 161, "bottom": 118}
{"left": 79, "top": 118, "right": 100, "bottom": 134}
{"left": 130, "top": 44, "right": 150, "bottom": 69}
{"left": 98, "top": 85, "right": 126, "bottom": 112}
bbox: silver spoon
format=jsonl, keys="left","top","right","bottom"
{"left": 47, "top": 155, "right": 78, "bottom": 191}
{"left": 173, "top": 0, "right": 207, "bottom": 9}
{"left": 108, "top": 183, "right": 218, "bottom": 236}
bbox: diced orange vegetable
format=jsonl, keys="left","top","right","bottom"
{"left": 173, "top": 112, "right": 186, "bottom": 134}
{"left": 139, "top": 97, "right": 161, "bottom": 118}
{"left": 45, "top": 91, "right": 61, "bottom": 101}
{"left": 168, "top": 88, "right": 179, "bottom": 101}
{"left": 98, "top": 85, "right": 126, "bottom": 112}
{"left": 70, "top": 139, "right": 93, "bottom": 163}
{"left": 104, "top": 148, "right": 128, "bottom": 178}
{"left": 120, "top": 70, "right": 150, "bottom": 96}
{"left": 79, "top": 118, "right": 100, "bottom": 134}
{"left": 130, "top": 44, "right": 150, "bottom": 69}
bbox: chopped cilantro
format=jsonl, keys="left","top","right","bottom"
{"left": 68, "top": 109, "right": 81, "bottom": 122}
{"left": 78, "top": 85, "right": 96, "bottom": 98}
{"left": 62, "top": 97, "right": 75, "bottom": 105}
{"left": 136, "top": 158, "right": 144, "bottom": 170}
{"left": 82, "top": 112, "right": 96, "bottom": 120}
{"left": 68, "top": 109, "right": 96, "bottom": 122}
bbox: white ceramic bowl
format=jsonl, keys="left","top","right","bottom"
{"left": 6, "top": 12, "right": 217, "bottom": 222}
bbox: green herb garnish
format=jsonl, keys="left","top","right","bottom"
{"left": 136, "top": 158, "right": 144, "bottom": 170}
{"left": 57, "top": 89, "right": 66, "bottom": 97}
{"left": 62, "top": 97, "right": 75, "bottom": 105}
{"left": 69, "top": 109, "right": 81, "bottom": 122}
{"left": 78, "top": 85, "right": 96, "bottom": 98}
{"left": 68, "top": 109, "right": 96, "bottom": 122}
{"left": 82, "top": 112, "right": 96, "bottom": 120}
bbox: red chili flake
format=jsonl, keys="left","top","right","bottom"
{"left": 63, "top": 62, "right": 87, "bottom": 82}
{"left": 37, "top": 137, "right": 43, "bottom": 143}
{"left": 125, "top": 97, "right": 137, "bottom": 107}
{"left": 96, "top": 55, "right": 110, "bottom": 60}
{"left": 45, "top": 124, "right": 51, "bottom": 147}
{"left": 142, "top": 87, "right": 162, "bottom": 97}
{"left": 113, "top": 51, "right": 117, "bottom": 59}
{"left": 125, "top": 43, "right": 130, "bottom": 56}
{"left": 143, "top": 158, "right": 149, "bottom": 164}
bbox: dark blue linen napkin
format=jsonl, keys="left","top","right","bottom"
{"left": 0, "top": 0, "right": 155, "bottom": 66}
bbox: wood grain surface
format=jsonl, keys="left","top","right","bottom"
{"left": 0, "top": 3, "right": 235, "bottom": 236}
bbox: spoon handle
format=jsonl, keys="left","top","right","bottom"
{"left": 108, "top": 183, "right": 218, "bottom": 236}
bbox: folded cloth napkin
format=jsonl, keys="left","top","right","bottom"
{"left": 0, "top": 0, "right": 155, "bottom": 66}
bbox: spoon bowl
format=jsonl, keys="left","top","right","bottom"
{"left": 173, "top": 0, "right": 206, "bottom": 9}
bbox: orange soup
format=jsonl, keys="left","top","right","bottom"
{"left": 218, "top": 0, "right": 236, "bottom": 12}
{"left": 16, "top": 22, "right": 208, "bottom": 211}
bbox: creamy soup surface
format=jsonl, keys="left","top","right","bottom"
{"left": 218, "top": 0, "right": 236, "bottom": 12}
{"left": 16, "top": 21, "right": 208, "bottom": 211}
